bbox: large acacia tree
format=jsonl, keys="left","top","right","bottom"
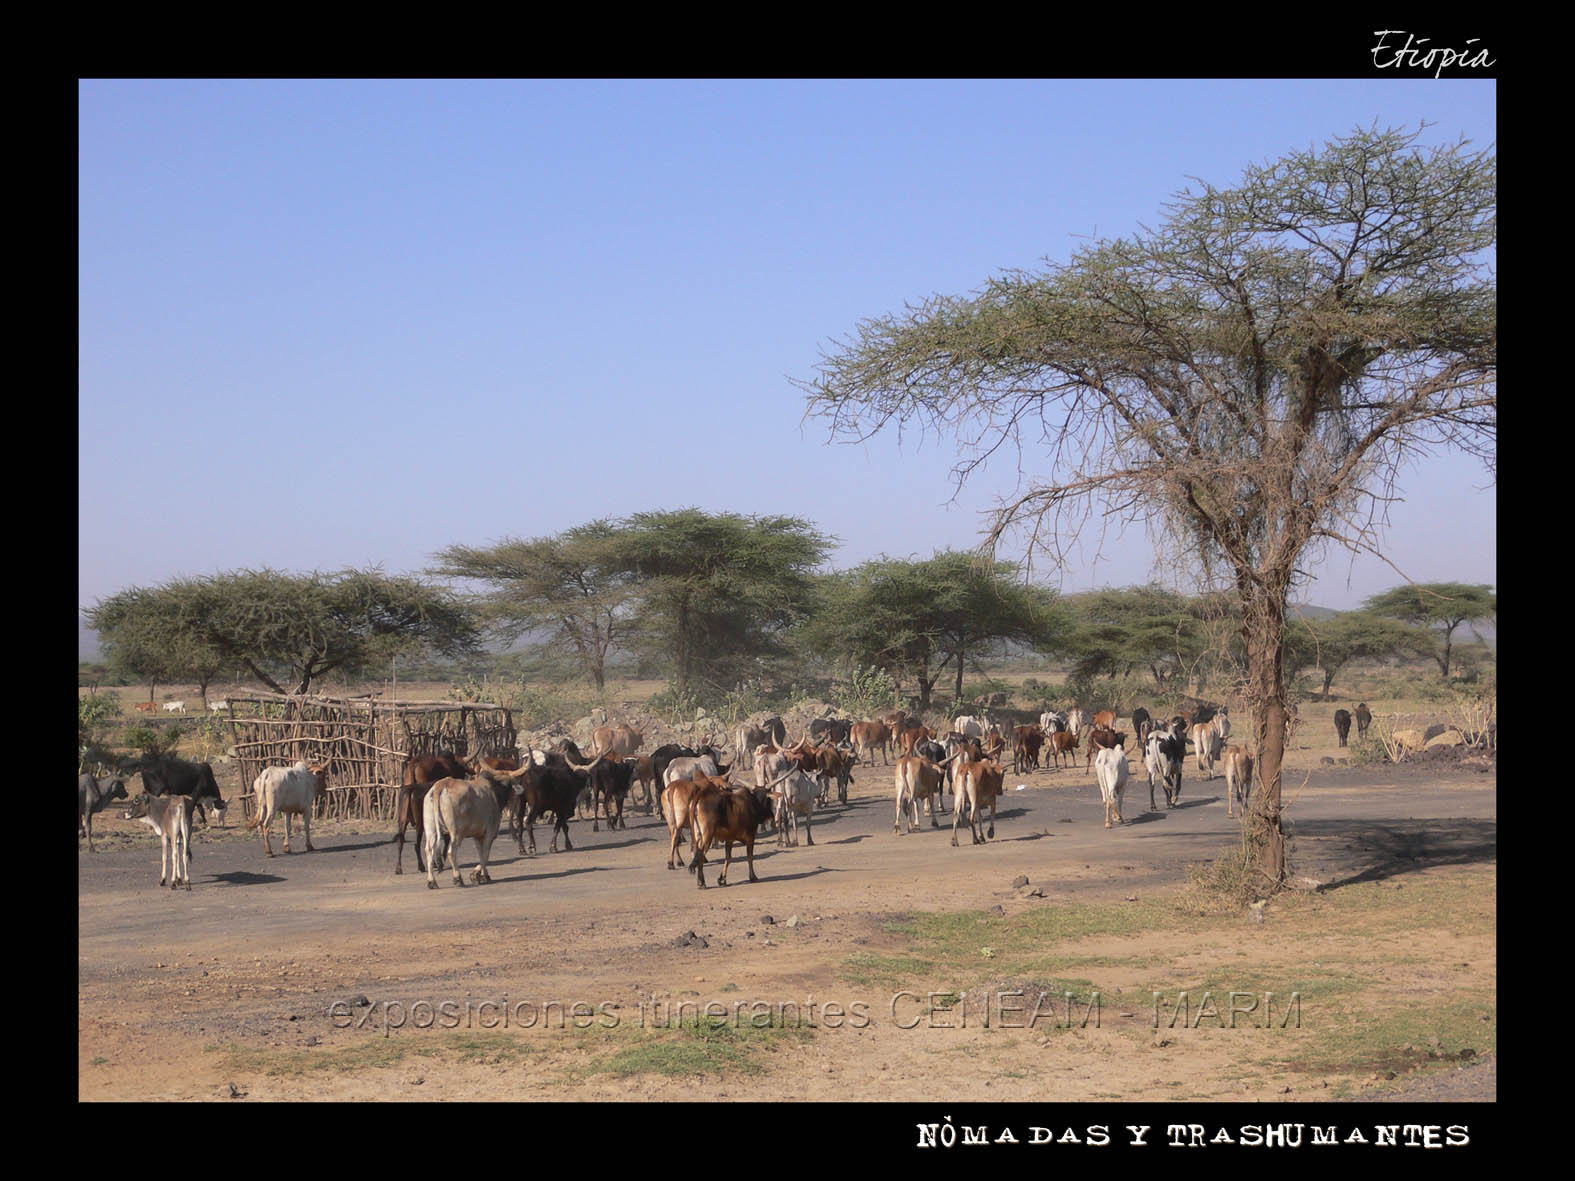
{"left": 88, "top": 568, "right": 480, "bottom": 696}
{"left": 804, "top": 551, "right": 1068, "bottom": 708}
{"left": 1361, "top": 582, "right": 1495, "bottom": 678}
{"left": 802, "top": 125, "right": 1495, "bottom": 886}
{"left": 613, "top": 509, "right": 833, "bottom": 698}
{"left": 434, "top": 521, "right": 633, "bottom": 692}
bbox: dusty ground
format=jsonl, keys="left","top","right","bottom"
{"left": 80, "top": 729, "right": 1496, "bottom": 1103}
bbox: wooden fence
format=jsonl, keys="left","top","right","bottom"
{"left": 224, "top": 693, "right": 516, "bottom": 822}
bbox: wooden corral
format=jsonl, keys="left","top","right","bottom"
{"left": 224, "top": 693, "right": 517, "bottom": 822}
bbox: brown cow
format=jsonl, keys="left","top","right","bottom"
{"left": 134, "top": 701, "right": 157, "bottom": 713}
{"left": 662, "top": 772, "right": 730, "bottom": 869}
{"left": 1092, "top": 709, "right": 1117, "bottom": 731}
{"left": 813, "top": 743, "right": 857, "bottom": 806}
{"left": 591, "top": 724, "right": 644, "bottom": 759}
{"left": 1045, "top": 728, "right": 1079, "bottom": 771}
{"left": 894, "top": 720, "right": 931, "bottom": 759}
{"left": 850, "top": 721, "right": 892, "bottom": 766}
{"left": 1012, "top": 725, "right": 1044, "bottom": 774}
{"left": 1223, "top": 744, "right": 1254, "bottom": 818}
{"left": 394, "top": 751, "right": 471, "bottom": 874}
{"left": 1084, "top": 727, "right": 1128, "bottom": 769}
{"left": 690, "top": 783, "right": 777, "bottom": 888}
{"left": 951, "top": 759, "right": 1006, "bottom": 845}
{"left": 894, "top": 755, "right": 946, "bottom": 833}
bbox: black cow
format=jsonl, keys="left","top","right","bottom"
{"left": 78, "top": 773, "right": 128, "bottom": 852}
{"left": 1355, "top": 703, "right": 1372, "bottom": 738}
{"left": 513, "top": 751, "right": 592, "bottom": 855}
{"left": 760, "top": 716, "right": 788, "bottom": 748}
{"left": 647, "top": 744, "right": 697, "bottom": 810}
{"left": 1131, "top": 707, "right": 1153, "bottom": 746}
{"left": 587, "top": 755, "right": 638, "bottom": 831}
{"left": 1334, "top": 709, "right": 1353, "bottom": 747}
{"left": 128, "top": 755, "right": 228, "bottom": 827}
{"left": 808, "top": 717, "right": 851, "bottom": 744}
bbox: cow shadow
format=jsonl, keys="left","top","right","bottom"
{"left": 1120, "top": 810, "right": 1167, "bottom": 826}
{"left": 209, "top": 871, "right": 287, "bottom": 886}
{"left": 494, "top": 864, "right": 611, "bottom": 884}
{"left": 825, "top": 834, "right": 872, "bottom": 845}
{"left": 318, "top": 838, "right": 391, "bottom": 854}
{"left": 1171, "top": 796, "right": 1219, "bottom": 810}
{"left": 761, "top": 866, "right": 838, "bottom": 882}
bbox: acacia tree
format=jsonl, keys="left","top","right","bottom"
{"left": 802, "top": 125, "right": 1495, "bottom": 886}
{"left": 804, "top": 552, "right": 1067, "bottom": 708}
{"left": 1283, "top": 611, "right": 1437, "bottom": 699}
{"left": 1063, "top": 585, "right": 1208, "bottom": 692}
{"left": 89, "top": 568, "right": 480, "bottom": 696}
{"left": 87, "top": 585, "right": 229, "bottom": 706}
{"left": 1361, "top": 582, "right": 1495, "bottom": 678}
{"left": 434, "top": 521, "right": 633, "bottom": 692}
{"left": 612, "top": 509, "right": 832, "bottom": 698}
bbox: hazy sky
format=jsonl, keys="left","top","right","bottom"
{"left": 79, "top": 79, "right": 1496, "bottom": 622}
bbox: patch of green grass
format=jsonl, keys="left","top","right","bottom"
{"left": 90, "top": 1056, "right": 108, "bottom": 1066}
{"left": 574, "top": 1013, "right": 813, "bottom": 1080}
{"left": 1272, "top": 999, "right": 1495, "bottom": 1078}
{"left": 208, "top": 1030, "right": 536, "bottom": 1078}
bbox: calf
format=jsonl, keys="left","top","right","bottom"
{"left": 1045, "top": 728, "right": 1079, "bottom": 771}
{"left": 1333, "top": 709, "right": 1352, "bottom": 748}
{"left": 78, "top": 773, "right": 129, "bottom": 852}
{"left": 1012, "top": 725, "right": 1044, "bottom": 774}
{"left": 1223, "top": 744, "right": 1253, "bottom": 819}
{"left": 130, "top": 755, "right": 228, "bottom": 828}
{"left": 894, "top": 755, "right": 946, "bottom": 834}
{"left": 423, "top": 771, "right": 516, "bottom": 889}
{"left": 632, "top": 755, "right": 658, "bottom": 814}
{"left": 394, "top": 751, "right": 471, "bottom": 874}
{"left": 690, "top": 784, "right": 776, "bottom": 889}
{"left": 1355, "top": 703, "right": 1372, "bottom": 738}
{"left": 1094, "top": 745, "right": 1129, "bottom": 828}
{"left": 162, "top": 701, "right": 186, "bottom": 714}
{"left": 122, "top": 793, "right": 195, "bottom": 890}
{"left": 249, "top": 761, "right": 328, "bottom": 856}
{"left": 134, "top": 701, "right": 156, "bottom": 713}
{"left": 951, "top": 759, "right": 1006, "bottom": 846}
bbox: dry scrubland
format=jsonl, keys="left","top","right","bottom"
{"left": 79, "top": 671, "right": 1495, "bottom": 1101}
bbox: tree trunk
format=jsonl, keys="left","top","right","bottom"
{"left": 1321, "top": 669, "right": 1334, "bottom": 700}
{"left": 954, "top": 647, "right": 966, "bottom": 704}
{"left": 1241, "top": 579, "right": 1288, "bottom": 888}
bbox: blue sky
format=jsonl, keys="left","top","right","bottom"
{"left": 79, "top": 79, "right": 1496, "bottom": 629}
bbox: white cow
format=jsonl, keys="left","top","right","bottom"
{"left": 423, "top": 773, "right": 514, "bottom": 889}
{"left": 208, "top": 699, "right": 229, "bottom": 713}
{"left": 162, "top": 701, "right": 186, "bottom": 714}
{"left": 1095, "top": 745, "right": 1130, "bottom": 828}
{"left": 951, "top": 715, "right": 985, "bottom": 739}
{"left": 1192, "top": 721, "right": 1224, "bottom": 780}
{"left": 1065, "top": 707, "right": 1088, "bottom": 739}
{"left": 773, "top": 768, "right": 819, "bottom": 847}
{"left": 248, "top": 761, "right": 328, "bottom": 856}
{"left": 122, "top": 793, "right": 195, "bottom": 890}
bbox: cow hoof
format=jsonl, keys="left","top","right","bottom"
{"left": 427, "top": 881, "right": 438, "bottom": 890}
{"left": 394, "top": 865, "right": 403, "bottom": 875}
{"left": 183, "top": 882, "right": 192, "bottom": 891}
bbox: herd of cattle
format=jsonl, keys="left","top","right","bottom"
{"left": 81, "top": 701, "right": 1362, "bottom": 892}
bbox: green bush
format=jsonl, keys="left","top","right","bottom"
{"left": 831, "top": 666, "right": 899, "bottom": 718}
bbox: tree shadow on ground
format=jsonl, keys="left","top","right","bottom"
{"left": 1286, "top": 817, "right": 1497, "bottom": 890}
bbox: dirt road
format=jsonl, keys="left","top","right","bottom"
{"left": 79, "top": 754, "right": 1496, "bottom": 1101}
